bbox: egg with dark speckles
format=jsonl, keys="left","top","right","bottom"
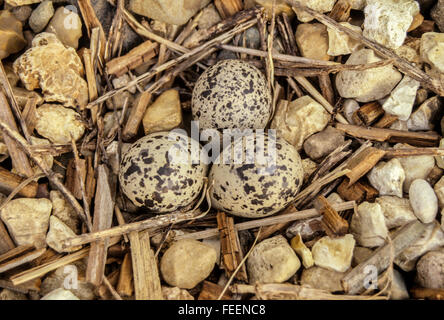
{"left": 192, "top": 59, "right": 272, "bottom": 130}
{"left": 119, "top": 131, "right": 208, "bottom": 212}
{"left": 209, "top": 133, "right": 304, "bottom": 218}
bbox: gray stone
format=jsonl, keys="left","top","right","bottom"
{"left": 29, "top": 1, "right": 54, "bottom": 33}
{"left": 300, "top": 266, "right": 345, "bottom": 292}
{"left": 431, "top": 0, "right": 444, "bottom": 32}
{"left": 390, "top": 269, "right": 409, "bottom": 300}
{"left": 303, "top": 126, "right": 345, "bottom": 161}
{"left": 409, "top": 179, "right": 438, "bottom": 224}
{"left": 342, "top": 99, "right": 360, "bottom": 124}
{"left": 351, "top": 202, "right": 388, "bottom": 248}
{"left": 416, "top": 249, "right": 444, "bottom": 289}
{"left": 376, "top": 196, "right": 417, "bottom": 229}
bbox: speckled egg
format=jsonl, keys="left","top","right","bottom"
{"left": 192, "top": 59, "right": 272, "bottom": 130}
{"left": 119, "top": 131, "right": 208, "bottom": 213}
{"left": 209, "top": 133, "right": 304, "bottom": 218}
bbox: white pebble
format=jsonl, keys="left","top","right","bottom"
{"left": 409, "top": 179, "right": 438, "bottom": 223}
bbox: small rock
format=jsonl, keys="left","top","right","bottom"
{"left": 293, "top": 0, "right": 336, "bottom": 23}
{"left": 112, "top": 74, "right": 136, "bottom": 94}
{"left": 420, "top": 32, "right": 444, "bottom": 74}
{"left": 390, "top": 269, "right": 409, "bottom": 300}
{"left": 251, "top": 0, "right": 294, "bottom": 19}
{"left": 286, "top": 216, "right": 325, "bottom": 241}
{"left": 295, "top": 23, "right": 330, "bottom": 61}
{"left": 435, "top": 138, "right": 444, "bottom": 169}
{"left": 342, "top": 99, "right": 360, "bottom": 124}
{"left": 390, "top": 120, "right": 409, "bottom": 131}
{"left": 335, "top": 49, "right": 402, "bottom": 102}
{"left": 300, "top": 266, "right": 345, "bottom": 292}
{"left": 376, "top": 196, "right": 417, "bottom": 229}
{"left": 162, "top": 286, "right": 194, "bottom": 300}
{"left": 0, "top": 10, "right": 26, "bottom": 59}
{"left": 303, "top": 126, "right": 345, "bottom": 161}
{"left": 197, "top": 3, "right": 221, "bottom": 30}
{"left": 46, "top": 216, "right": 82, "bottom": 253}
{"left": 40, "top": 262, "right": 96, "bottom": 300}
{"left": 12, "top": 87, "right": 43, "bottom": 109}
{"left": 431, "top": 0, "right": 444, "bottom": 32}
{"left": 13, "top": 33, "right": 88, "bottom": 108}
{"left": 41, "top": 288, "right": 79, "bottom": 300}
{"left": 103, "top": 111, "right": 122, "bottom": 138}
{"left": 11, "top": 5, "right": 32, "bottom": 22}
{"left": 4, "top": 64, "right": 19, "bottom": 87}
{"left": 202, "top": 237, "right": 221, "bottom": 266}
{"left": 270, "top": 96, "right": 330, "bottom": 151}
{"left": 415, "top": 88, "right": 429, "bottom": 107}
{"left": 395, "top": 143, "right": 435, "bottom": 192}
{"left": 363, "top": 0, "right": 419, "bottom": 49}
{"left": 35, "top": 104, "right": 86, "bottom": 144}
{"left": 29, "top": 136, "right": 53, "bottom": 175}
{"left": 45, "top": 6, "right": 82, "bottom": 49}
{"left": 311, "top": 234, "right": 355, "bottom": 273}
{"left": 327, "top": 192, "right": 344, "bottom": 205}
{"left": 50, "top": 190, "right": 81, "bottom": 234}
{"left": 352, "top": 246, "right": 374, "bottom": 267}
{"left": 434, "top": 176, "right": 444, "bottom": 209}
{"left": 106, "top": 91, "right": 135, "bottom": 110}
{"left": 301, "top": 158, "right": 317, "bottom": 183}
{"left": 142, "top": 89, "right": 182, "bottom": 135}
{"left": 368, "top": 159, "right": 405, "bottom": 198}
{"left": 351, "top": 202, "right": 388, "bottom": 248}
{"left": 327, "top": 22, "right": 363, "bottom": 56}
{"left": 382, "top": 76, "right": 420, "bottom": 121}
{"left": 29, "top": 1, "right": 54, "bottom": 33}
{"left": 128, "top": 0, "right": 211, "bottom": 26}
{"left": 290, "top": 234, "right": 314, "bottom": 269}
{"left": 247, "top": 235, "right": 300, "bottom": 284}
{"left": 0, "top": 289, "right": 27, "bottom": 300}
{"left": 241, "top": 27, "right": 261, "bottom": 50}
{"left": 0, "top": 198, "right": 52, "bottom": 247}
{"left": 409, "top": 179, "right": 438, "bottom": 223}
{"left": 407, "top": 96, "right": 441, "bottom": 131}
{"left": 395, "top": 44, "right": 422, "bottom": 66}
{"left": 160, "top": 239, "right": 217, "bottom": 289}
{"left": 395, "top": 221, "right": 444, "bottom": 271}
{"left": 415, "top": 249, "right": 444, "bottom": 289}
{"left": 350, "top": 0, "right": 366, "bottom": 10}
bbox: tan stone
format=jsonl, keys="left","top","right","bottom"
{"left": 270, "top": 96, "right": 330, "bottom": 151}
{"left": 12, "top": 87, "right": 43, "bottom": 109}
{"left": 335, "top": 49, "right": 402, "bottom": 102}
{"left": 376, "top": 196, "right": 417, "bottom": 229}
{"left": 41, "top": 288, "right": 79, "bottom": 300}
{"left": 0, "top": 10, "right": 26, "bottom": 59}
{"left": 46, "top": 216, "right": 82, "bottom": 253}
{"left": 162, "top": 286, "right": 194, "bottom": 300}
{"left": 197, "top": 3, "right": 221, "bottom": 29}
{"left": 435, "top": 138, "right": 444, "bottom": 169}
{"left": 352, "top": 246, "right": 374, "bottom": 267}
{"left": 290, "top": 234, "right": 314, "bottom": 269}
{"left": 247, "top": 235, "right": 300, "bottom": 284}
{"left": 327, "top": 22, "right": 363, "bottom": 56}
{"left": 367, "top": 158, "right": 405, "bottom": 198}
{"left": 420, "top": 32, "right": 444, "bottom": 74}
{"left": 252, "top": 0, "right": 294, "bottom": 19}
{"left": 301, "top": 158, "right": 317, "bottom": 183}
{"left": 300, "top": 267, "right": 345, "bottom": 292}
{"left": 143, "top": 89, "right": 183, "bottom": 134}
{"left": 0, "top": 289, "right": 27, "bottom": 300}
{"left": 295, "top": 23, "right": 330, "bottom": 61}
{"left": 0, "top": 198, "right": 52, "bottom": 247}
{"left": 292, "top": 0, "right": 335, "bottom": 23}
{"left": 35, "top": 104, "right": 86, "bottom": 144}
{"left": 50, "top": 190, "right": 81, "bottom": 234}
{"left": 29, "top": 136, "right": 53, "bottom": 175}
{"left": 351, "top": 202, "right": 388, "bottom": 248}
{"left": 312, "top": 234, "right": 355, "bottom": 273}
{"left": 407, "top": 96, "right": 441, "bottom": 131}
{"left": 128, "top": 0, "right": 211, "bottom": 26}
{"left": 433, "top": 176, "right": 444, "bottom": 209}
{"left": 13, "top": 32, "right": 88, "bottom": 108}
{"left": 45, "top": 7, "right": 82, "bottom": 49}
{"left": 5, "top": 0, "right": 42, "bottom": 5}
{"left": 160, "top": 239, "right": 217, "bottom": 289}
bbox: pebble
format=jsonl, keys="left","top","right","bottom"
{"left": 247, "top": 235, "right": 300, "bottom": 284}
{"left": 435, "top": 138, "right": 444, "bottom": 170}
{"left": 128, "top": 0, "right": 211, "bottom": 25}
{"left": 311, "top": 234, "right": 355, "bottom": 273}
{"left": 395, "top": 44, "right": 422, "bottom": 66}
{"left": 431, "top": 0, "right": 444, "bottom": 32}
{"left": 367, "top": 158, "right": 405, "bottom": 198}
{"left": 41, "top": 288, "right": 80, "bottom": 300}
{"left": 390, "top": 120, "right": 409, "bottom": 131}
{"left": 241, "top": 27, "right": 261, "bottom": 50}
{"left": 352, "top": 246, "right": 374, "bottom": 267}
{"left": 409, "top": 179, "right": 438, "bottom": 224}
{"left": 0, "top": 289, "right": 27, "bottom": 300}
{"left": 295, "top": 23, "right": 330, "bottom": 61}
{"left": 142, "top": 89, "right": 182, "bottom": 135}
{"left": 12, "top": 87, "right": 43, "bottom": 109}
{"left": 40, "top": 262, "right": 96, "bottom": 300}
{"left": 0, "top": 198, "right": 52, "bottom": 247}
{"left": 395, "top": 143, "right": 435, "bottom": 192}
{"left": 375, "top": 196, "right": 417, "bottom": 229}
{"left": 420, "top": 32, "right": 444, "bottom": 74}
{"left": 351, "top": 202, "right": 388, "bottom": 248}
{"left": 0, "top": 10, "right": 27, "bottom": 59}
{"left": 303, "top": 126, "right": 345, "bottom": 161}
{"left": 327, "top": 22, "right": 363, "bottom": 56}
{"left": 29, "top": 136, "right": 53, "bottom": 175}
{"left": 29, "top": 1, "right": 54, "bottom": 33}
{"left": 342, "top": 99, "right": 360, "bottom": 124}
{"left": 434, "top": 176, "right": 444, "bottom": 209}
{"left": 45, "top": 6, "right": 82, "bottom": 49}
{"left": 382, "top": 76, "right": 420, "bottom": 121}
{"left": 271, "top": 96, "right": 330, "bottom": 151}
{"left": 290, "top": 234, "right": 314, "bottom": 269}
{"left": 350, "top": 0, "right": 366, "bottom": 10}
{"left": 251, "top": 0, "right": 294, "bottom": 19}
{"left": 13, "top": 33, "right": 88, "bottom": 108}
{"left": 300, "top": 266, "right": 345, "bottom": 293}
{"left": 160, "top": 239, "right": 217, "bottom": 289}
{"left": 293, "top": 0, "right": 335, "bottom": 23}
{"left": 301, "top": 158, "right": 317, "bottom": 183}
{"left": 197, "top": 3, "right": 221, "bottom": 30}
{"left": 415, "top": 249, "right": 444, "bottom": 289}
{"left": 407, "top": 96, "right": 441, "bottom": 131}
{"left": 50, "top": 190, "right": 81, "bottom": 234}
{"left": 11, "top": 5, "right": 32, "bottom": 22}
{"left": 162, "top": 286, "right": 194, "bottom": 300}
{"left": 335, "top": 49, "right": 402, "bottom": 103}
{"left": 391, "top": 269, "right": 409, "bottom": 300}
{"left": 363, "top": 0, "right": 419, "bottom": 49}
{"left": 46, "top": 216, "right": 82, "bottom": 253}
{"left": 395, "top": 221, "right": 444, "bottom": 271}
{"left": 327, "top": 192, "right": 344, "bottom": 204}
{"left": 35, "top": 104, "right": 85, "bottom": 144}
